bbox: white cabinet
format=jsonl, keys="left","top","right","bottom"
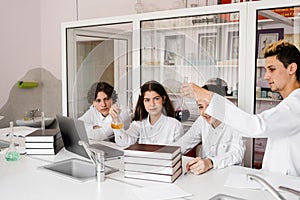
{"left": 61, "top": 0, "right": 300, "bottom": 168}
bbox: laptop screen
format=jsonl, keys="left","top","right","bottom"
{"left": 56, "top": 115, "right": 90, "bottom": 158}
{"left": 56, "top": 115, "right": 123, "bottom": 159}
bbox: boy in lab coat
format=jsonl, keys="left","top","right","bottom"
{"left": 181, "top": 40, "right": 300, "bottom": 177}
{"left": 79, "top": 82, "right": 131, "bottom": 141}
{"left": 173, "top": 81, "right": 245, "bottom": 175}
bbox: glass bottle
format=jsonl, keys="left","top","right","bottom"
{"left": 41, "top": 111, "right": 45, "bottom": 131}
{"left": 111, "top": 101, "right": 124, "bottom": 130}
{"left": 5, "top": 121, "right": 20, "bottom": 161}
{"left": 95, "top": 150, "right": 105, "bottom": 182}
{"left": 175, "top": 77, "right": 190, "bottom": 122}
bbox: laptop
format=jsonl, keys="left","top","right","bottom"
{"left": 0, "top": 140, "right": 10, "bottom": 149}
{"left": 56, "top": 115, "right": 123, "bottom": 159}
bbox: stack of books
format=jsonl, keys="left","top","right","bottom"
{"left": 25, "top": 129, "right": 64, "bottom": 155}
{"left": 124, "top": 143, "right": 182, "bottom": 183}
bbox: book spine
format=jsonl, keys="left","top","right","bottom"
{"left": 124, "top": 160, "right": 182, "bottom": 175}
{"left": 25, "top": 138, "right": 63, "bottom": 149}
{"left": 26, "top": 148, "right": 56, "bottom": 155}
{"left": 25, "top": 131, "right": 61, "bottom": 142}
{"left": 25, "top": 137, "right": 54, "bottom": 142}
{"left": 124, "top": 150, "right": 179, "bottom": 159}
{"left": 124, "top": 153, "right": 181, "bottom": 167}
{"left": 26, "top": 142, "right": 63, "bottom": 155}
{"left": 124, "top": 157, "right": 173, "bottom": 166}
{"left": 124, "top": 167, "right": 182, "bottom": 183}
{"left": 25, "top": 134, "right": 62, "bottom": 142}
{"left": 26, "top": 142, "right": 54, "bottom": 148}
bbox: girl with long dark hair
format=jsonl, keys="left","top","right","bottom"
{"left": 109, "top": 80, "right": 184, "bottom": 146}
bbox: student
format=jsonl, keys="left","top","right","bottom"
{"left": 173, "top": 82, "right": 245, "bottom": 175}
{"left": 109, "top": 80, "right": 184, "bottom": 147}
{"left": 181, "top": 40, "right": 300, "bottom": 177}
{"left": 79, "top": 82, "right": 130, "bottom": 141}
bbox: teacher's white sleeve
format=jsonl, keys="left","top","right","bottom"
{"left": 206, "top": 93, "right": 300, "bottom": 137}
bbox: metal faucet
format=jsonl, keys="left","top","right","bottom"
{"left": 29, "top": 109, "right": 40, "bottom": 119}
{"left": 247, "top": 174, "right": 286, "bottom": 200}
{"left": 78, "top": 140, "right": 105, "bottom": 182}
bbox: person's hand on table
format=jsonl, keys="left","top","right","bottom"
{"left": 186, "top": 157, "right": 213, "bottom": 175}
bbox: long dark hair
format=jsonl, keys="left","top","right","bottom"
{"left": 132, "top": 80, "right": 175, "bottom": 121}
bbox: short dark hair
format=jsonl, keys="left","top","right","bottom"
{"left": 202, "top": 84, "right": 227, "bottom": 96}
{"left": 264, "top": 40, "right": 300, "bottom": 82}
{"left": 202, "top": 78, "right": 228, "bottom": 96}
{"left": 87, "top": 82, "right": 117, "bottom": 104}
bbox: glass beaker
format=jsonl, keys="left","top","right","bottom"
{"left": 175, "top": 77, "right": 190, "bottom": 122}
{"left": 110, "top": 101, "right": 124, "bottom": 130}
{"left": 111, "top": 118, "right": 124, "bottom": 130}
{"left": 23, "top": 111, "right": 30, "bottom": 121}
{"left": 5, "top": 121, "right": 20, "bottom": 161}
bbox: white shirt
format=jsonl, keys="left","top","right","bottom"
{"left": 173, "top": 117, "right": 245, "bottom": 169}
{"left": 207, "top": 88, "right": 300, "bottom": 176}
{"left": 114, "top": 114, "right": 184, "bottom": 147}
{"left": 78, "top": 105, "right": 130, "bottom": 141}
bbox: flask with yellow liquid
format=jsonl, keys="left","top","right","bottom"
{"left": 111, "top": 118, "right": 124, "bottom": 130}
{"left": 110, "top": 101, "right": 124, "bottom": 130}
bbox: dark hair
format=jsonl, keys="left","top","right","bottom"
{"left": 203, "top": 85, "right": 227, "bottom": 96}
{"left": 202, "top": 78, "right": 228, "bottom": 96}
{"left": 132, "top": 80, "right": 175, "bottom": 121}
{"left": 87, "top": 82, "right": 117, "bottom": 104}
{"left": 264, "top": 40, "right": 300, "bottom": 82}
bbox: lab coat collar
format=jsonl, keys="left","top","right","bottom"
{"left": 211, "top": 121, "right": 225, "bottom": 131}
{"left": 146, "top": 114, "right": 166, "bottom": 127}
{"left": 92, "top": 105, "right": 110, "bottom": 121}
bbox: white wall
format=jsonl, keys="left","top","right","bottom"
{"left": 78, "top": 0, "right": 135, "bottom": 19}
{"left": 0, "top": 0, "right": 77, "bottom": 109}
{"left": 0, "top": 0, "right": 212, "bottom": 110}
{"left": 40, "top": 0, "right": 77, "bottom": 78}
{"left": 0, "top": 0, "right": 41, "bottom": 108}
{"left": 77, "top": 0, "right": 208, "bottom": 20}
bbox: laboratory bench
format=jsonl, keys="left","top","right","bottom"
{"left": 0, "top": 127, "right": 299, "bottom": 200}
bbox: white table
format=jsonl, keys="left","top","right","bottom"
{"left": 0, "top": 128, "right": 299, "bottom": 200}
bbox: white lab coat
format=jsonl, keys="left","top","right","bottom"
{"left": 172, "top": 117, "right": 245, "bottom": 169}
{"left": 114, "top": 114, "right": 184, "bottom": 147}
{"left": 78, "top": 105, "right": 130, "bottom": 141}
{"left": 206, "top": 88, "right": 300, "bottom": 176}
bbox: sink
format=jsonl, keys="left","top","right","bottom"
{"left": 209, "top": 194, "right": 245, "bottom": 200}
{"left": 39, "top": 158, "right": 118, "bottom": 182}
{"left": 16, "top": 117, "right": 55, "bottom": 127}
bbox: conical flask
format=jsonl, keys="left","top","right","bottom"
{"left": 175, "top": 77, "right": 190, "bottom": 122}
{"left": 111, "top": 99, "right": 124, "bottom": 130}
{"left": 5, "top": 121, "right": 20, "bottom": 161}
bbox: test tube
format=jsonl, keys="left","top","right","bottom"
{"left": 41, "top": 111, "right": 45, "bottom": 131}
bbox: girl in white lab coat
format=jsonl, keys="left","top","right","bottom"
{"left": 181, "top": 40, "right": 300, "bottom": 177}
{"left": 109, "top": 80, "right": 184, "bottom": 147}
